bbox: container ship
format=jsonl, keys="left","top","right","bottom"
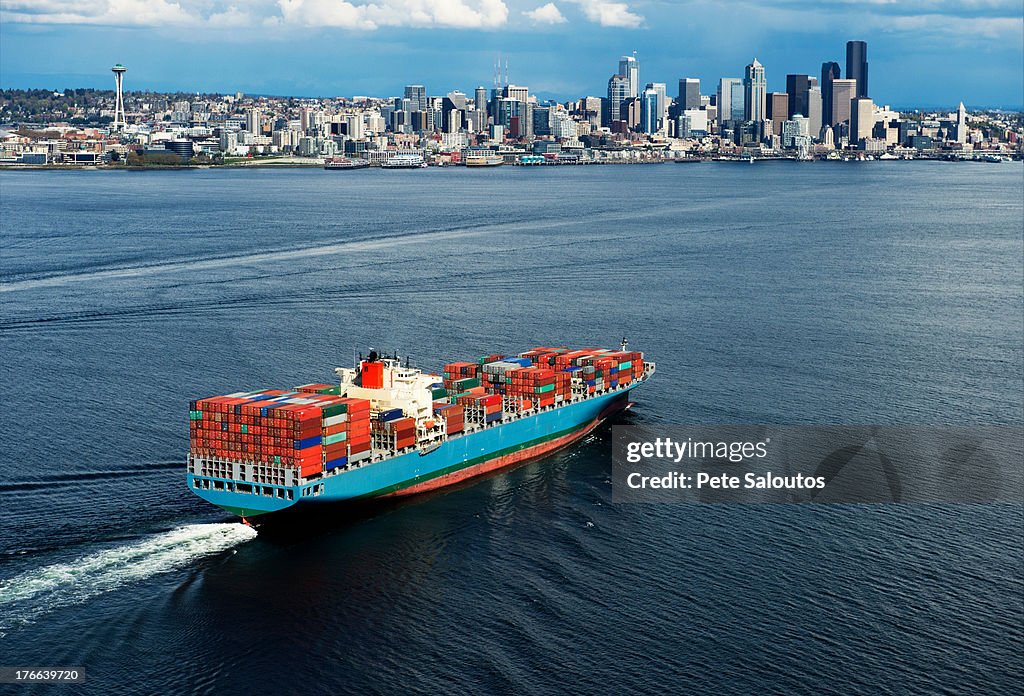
{"left": 186, "top": 344, "right": 654, "bottom": 521}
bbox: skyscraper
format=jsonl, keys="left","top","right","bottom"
{"left": 504, "top": 84, "right": 529, "bottom": 103}
{"left": 245, "top": 107, "right": 261, "bottom": 134}
{"left": 767, "top": 93, "right": 788, "bottom": 139}
{"left": 820, "top": 61, "right": 841, "bottom": 127}
{"left": 850, "top": 96, "right": 874, "bottom": 144}
{"left": 404, "top": 85, "right": 427, "bottom": 113}
{"left": 618, "top": 54, "right": 639, "bottom": 98}
{"left": 743, "top": 58, "right": 766, "bottom": 122}
{"left": 605, "top": 74, "right": 630, "bottom": 127}
{"left": 647, "top": 82, "right": 667, "bottom": 129}
{"left": 785, "top": 74, "right": 814, "bottom": 118}
{"left": 955, "top": 101, "right": 968, "bottom": 144}
{"left": 806, "top": 87, "right": 823, "bottom": 140}
{"left": 830, "top": 79, "right": 857, "bottom": 126}
{"left": 846, "top": 41, "right": 868, "bottom": 98}
{"left": 678, "top": 78, "right": 701, "bottom": 110}
{"left": 716, "top": 78, "right": 743, "bottom": 125}
{"left": 640, "top": 86, "right": 659, "bottom": 134}
{"left": 111, "top": 64, "right": 127, "bottom": 131}
{"left": 474, "top": 86, "right": 488, "bottom": 114}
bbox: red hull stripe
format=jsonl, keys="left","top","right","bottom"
{"left": 382, "top": 409, "right": 612, "bottom": 498}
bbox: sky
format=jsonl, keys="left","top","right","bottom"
{"left": 0, "top": 1, "right": 1022, "bottom": 109}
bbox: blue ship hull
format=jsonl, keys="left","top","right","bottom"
{"left": 187, "top": 384, "right": 640, "bottom": 518}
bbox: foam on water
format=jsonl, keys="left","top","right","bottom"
{"left": 0, "top": 524, "right": 257, "bottom": 631}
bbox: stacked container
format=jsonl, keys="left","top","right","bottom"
{"left": 432, "top": 402, "right": 466, "bottom": 434}
{"left": 372, "top": 414, "right": 417, "bottom": 451}
{"left": 480, "top": 358, "right": 532, "bottom": 394}
{"left": 189, "top": 390, "right": 373, "bottom": 479}
{"left": 443, "top": 362, "right": 480, "bottom": 392}
{"left": 455, "top": 393, "right": 503, "bottom": 424}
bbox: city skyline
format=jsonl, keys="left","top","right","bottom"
{"left": 1, "top": 1, "right": 1022, "bottom": 108}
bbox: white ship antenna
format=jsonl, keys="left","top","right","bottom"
{"left": 620, "top": 337, "right": 629, "bottom": 352}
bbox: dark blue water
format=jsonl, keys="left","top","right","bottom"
{"left": 1, "top": 163, "right": 1021, "bottom": 694}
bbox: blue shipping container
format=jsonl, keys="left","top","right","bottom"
{"left": 325, "top": 456, "right": 348, "bottom": 471}
{"left": 378, "top": 408, "right": 404, "bottom": 422}
{"left": 295, "top": 435, "right": 322, "bottom": 450}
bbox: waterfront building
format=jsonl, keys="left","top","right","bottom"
{"left": 782, "top": 116, "right": 811, "bottom": 149}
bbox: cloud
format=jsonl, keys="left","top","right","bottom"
{"left": 0, "top": 0, "right": 511, "bottom": 29}
{"left": 524, "top": 2, "right": 566, "bottom": 24}
{"left": 567, "top": 0, "right": 642, "bottom": 28}
{"left": 0, "top": 0, "right": 196, "bottom": 25}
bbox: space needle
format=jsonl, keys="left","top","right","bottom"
{"left": 111, "top": 64, "right": 127, "bottom": 130}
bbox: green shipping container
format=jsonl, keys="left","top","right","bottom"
{"left": 321, "top": 403, "right": 347, "bottom": 418}
{"left": 536, "top": 384, "right": 555, "bottom": 394}
{"left": 619, "top": 361, "right": 632, "bottom": 370}
{"left": 455, "top": 377, "right": 480, "bottom": 389}
{"left": 432, "top": 387, "right": 449, "bottom": 399}
{"left": 317, "top": 386, "right": 341, "bottom": 395}
{"left": 324, "top": 432, "right": 347, "bottom": 446}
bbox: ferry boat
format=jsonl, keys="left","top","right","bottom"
{"left": 323, "top": 157, "right": 369, "bottom": 170}
{"left": 381, "top": 153, "right": 427, "bottom": 169}
{"left": 465, "top": 155, "right": 503, "bottom": 167}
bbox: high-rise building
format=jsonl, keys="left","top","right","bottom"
{"left": 785, "top": 74, "right": 814, "bottom": 119}
{"left": 404, "top": 85, "right": 427, "bottom": 113}
{"left": 716, "top": 79, "right": 742, "bottom": 124}
{"left": 743, "top": 58, "right": 766, "bottom": 122}
{"left": 622, "top": 98, "right": 641, "bottom": 129}
{"left": 504, "top": 84, "right": 529, "bottom": 103}
{"left": 640, "top": 86, "right": 660, "bottom": 134}
{"left": 646, "top": 82, "right": 667, "bottom": 129}
{"left": 846, "top": 41, "right": 868, "bottom": 98}
{"left": 618, "top": 54, "right": 639, "bottom": 98}
{"left": 806, "top": 87, "right": 823, "bottom": 140}
{"left": 245, "top": 107, "right": 261, "bottom": 134}
{"left": 605, "top": 74, "right": 630, "bottom": 127}
{"left": 767, "top": 93, "right": 788, "bottom": 139}
{"left": 955, "top": 101, "right": 968, "bottom": 144}
{"left": 850, "top": 96, "right": 874, "bottom": 144}
{"left": 820, "top": 61, "right": 841, "bottom": 127}
{"left": 678, "top": 78, "right": 701, "bottom": 110}
{"left": 831, "top": 79, "right": 857, "bottom": 126}
{"left": 474, "top": 86, "right": 488, "bottom": 114}
{"left": 111, "top": 64, "right": 127, "bottom": 131}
